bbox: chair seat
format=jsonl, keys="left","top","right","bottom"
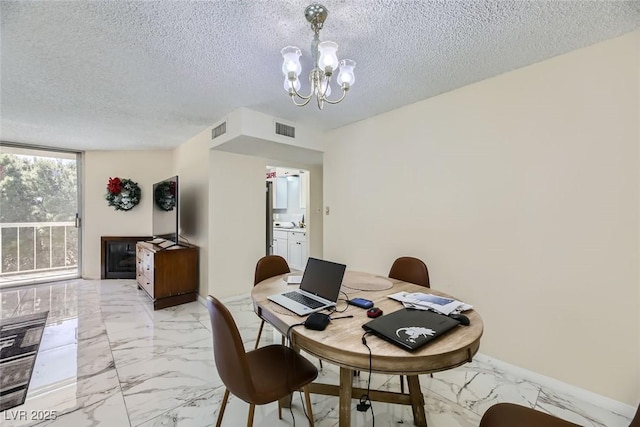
{"left": 245, "top": 345, "right": 318, "bottom": 405}
{"left": 480, "top": 403, "right": 581, "bottom": 427}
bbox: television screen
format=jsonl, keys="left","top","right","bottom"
{"left": 152, "top": 175, "right": 179, "bottom": 244}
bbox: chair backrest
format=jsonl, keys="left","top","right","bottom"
{"left": 206, "top": 295, "right": 255, "bottom": 402}
{"left": 254, "top": 255, "right": 291, "bottom": 286}
{"left": 388, "top": 256, "right": 430, "bottom": 288}
{"left": 630, "top": 402, "right": 640, "bottom": 427}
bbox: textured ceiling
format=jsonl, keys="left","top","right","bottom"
{"left": 1, "top": 1, "right": 638, "bottom": 151}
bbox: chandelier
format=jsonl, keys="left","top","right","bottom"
{"left": 281, "top": 4, "right": 356, "bottom": 110}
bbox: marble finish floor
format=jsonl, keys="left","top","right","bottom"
{"left": 0, "top": 279, "right": 634, "bottom": 427}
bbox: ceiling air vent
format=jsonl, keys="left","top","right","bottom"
{"left": 275, "top": 122, "right": 296, "bottom": 139}
{"left": 212, "top": 122, "right": 227, "bottom": 139}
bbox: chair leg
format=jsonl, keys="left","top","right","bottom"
{"left": 319, "top": 359, "right": 323, "bottom": 369}
{"left": 400, "top": 375, "right": 404, "bottom": 393}
{"left": 215, "top": 388, "right": 230, "bottom": 427}
{"left": 278, "top": 398, "right": 282, "bottom": 419}
{"left": 281, "top": 334, "right": 285, "bottom": 345}
{"left": 303, "top": 385, "right": 315, "bottom": 427}
{"left": 254, "top": 320, "right": 265, "bottom": 350}
{"left": 247, "top": 403, "right": 255, "bottom": 427}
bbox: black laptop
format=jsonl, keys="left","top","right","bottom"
{"left": 362, "top": 308, "right": 461, "bottom": 351}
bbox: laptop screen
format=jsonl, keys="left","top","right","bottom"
{"left": 300, "top": 257, "right": 346, "bottom": 302}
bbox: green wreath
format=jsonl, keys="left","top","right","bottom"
{"left": 105, "top": 177, "right": 141, "bottom": 211}
{"left": 154, "top": 181, "right": 176, "bottom": 211}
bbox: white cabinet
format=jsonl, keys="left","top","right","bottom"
{"left": 273, "top": 229, "right": 308, "bottom": 270}
{"left": 273, "top": 230, "right": 288, "bottom": 258}
{"left": 287, "top": 231, "right": 308, "bottom": 270}
{"left": 299, "top": 172, "right": 308, "bottom": 209}
{"left": 273, "top": 177, "right": 288, "bottom": 209}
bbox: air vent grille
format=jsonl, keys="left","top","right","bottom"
{"left": 212, "top": 122, "right": 227, "bottom": 139}
{"left": 275, "top": 122, "right": 296, "bottom": 139}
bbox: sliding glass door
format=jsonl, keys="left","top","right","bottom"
{"left": 0, "top": 144, "right": 81, "bottom": 287}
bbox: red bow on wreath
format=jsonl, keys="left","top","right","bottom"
{"left": 107, "top": 177, "right": 122, "bottom": 194}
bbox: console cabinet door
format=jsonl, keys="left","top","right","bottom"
{"left": 136, "top": 246, "right": 154, "bottom": 297}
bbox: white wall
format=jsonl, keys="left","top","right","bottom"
{"left": 208, "top": 149, "right": 323, "bottom": 299}
{"left": 175, "top": 127, "right": 211, "bottom": 297}
{"left": 83, "top": 150, "right": 173, "bottom": 278}
{"left": 323, "top": 31, "right": 639, "bottom": 405}
{"left": 209, "top": 151, "right": 266, "bottom": 298}
{"left": 210, "top": 107, "right": 324, "bottom": 152}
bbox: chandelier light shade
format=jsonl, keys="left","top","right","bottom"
{"left": 281, "top": 4, "right": 356, "bottom": 109}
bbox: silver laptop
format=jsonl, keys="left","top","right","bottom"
{"left": 268, "top": 257, "right": 346, "bottom": 316}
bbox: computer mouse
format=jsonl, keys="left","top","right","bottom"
{"left": 367, "top": 307, "right": 383, "bottom": 318}
{"left": 449, "top": 313, "right": 470, "bottom": 326}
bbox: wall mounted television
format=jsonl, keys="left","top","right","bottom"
{"left": 152, "top": 175, "right": 179, "bottom": 248}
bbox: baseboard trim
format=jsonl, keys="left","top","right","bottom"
{"left": 475, "top": 353, "right": 636, "bottom": 418}
{"left": 197, "top": 294, "right": 207, "bottom": 306}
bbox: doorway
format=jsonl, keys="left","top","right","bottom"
{"left": 0, "top": 144, "right": 82, "bottom": 287}
{"left": 266, "top": 166, "right": 310, "bottom": 271}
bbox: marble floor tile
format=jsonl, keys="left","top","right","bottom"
{"left": 4, "top": 368, "right": 123, "bottom": 427}
{"left": 36, "top": 390, "right": 131, "bottom": 427}
{"left": 107, "top": 319, "right": 212, "bottom": 369}
{"left": 417, "top": 357, "right": 541, "bottom": 416}
{"left": 117, "top": 352, "right": 221, "bottom": 426}
{"left": 536, "top": 388, "right": 632, "bottom": 427}
{"left": 135, "top": 387, "right": 224, "bottom": 427}
{"left": 1, "top": 279, "right": 633, "bottom": 427}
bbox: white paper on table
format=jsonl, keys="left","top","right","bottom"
{"left": 388, "top": 291, "right": 472, "bottom": 315}
{"left": 284, "top": 275, "right": 303, "bottom": 284}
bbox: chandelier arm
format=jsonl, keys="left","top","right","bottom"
{"left": 322, "top": 89, "right": 348, "bottom": 105}
{"left": 290, "top": 94, "right": 314, "bottom": 107}
{"left": 287, "top": 79, "right": 314, "bottom": 101}
{"left": 318, "top": 74, "right": 331, "bottom": 98}
{"left": 290, "top": 88, "right": 314, "bottom": 101}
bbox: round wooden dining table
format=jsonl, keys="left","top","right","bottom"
{"left": 251, "top": 270, "right": 483, "bottom": 427}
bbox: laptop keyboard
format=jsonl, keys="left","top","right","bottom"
{"left": 282, "top": 291, "right": 324, "bottom": 309}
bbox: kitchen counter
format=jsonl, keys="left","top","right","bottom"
{"left": 273, "top": 227, "right": 306, "bottom": 232}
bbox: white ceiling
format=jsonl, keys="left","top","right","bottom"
{"left": 1, "top": 1, "right": 638, "bottom": 152}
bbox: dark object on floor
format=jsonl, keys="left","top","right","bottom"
{"left": 206, "top": 296, "right": 317, "bottom": 427}
{"left": 480, "top": 402, "right": 640, "bottom": 427}
{"left": 0, "top": 311, "right": 49, "bottom": 412}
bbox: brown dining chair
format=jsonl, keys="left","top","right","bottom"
{"left": 388, "top": 256, "right": 430, "bottom": 288}
{"left": 206, "top": 295, "right": 318, "bottom": 427}
{"left": 253, "top": 255, "right": 290, "bottom": 349}
{"left": 479, "top": 401, "right": 640, "bottom": 427}
{"left": 388, "top": 256, "right": 430, "bottom": 392}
